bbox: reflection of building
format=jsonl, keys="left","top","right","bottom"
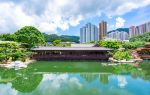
{"left": 99, "top": 21, "right": 107, "bottom": 40}
{"left": 129, "top": 21, "right": 150, "bottom": 37}
{"left": 80, "top": 23, "right": 99, "bottom": 43}
{"left": 99, "top": 74, "right": 109, "bottom": 85}
{"left": 107, "top": 28, "right": 129, "bottom": 41}
{"left": 80, "top": 73, "right": 99, "bottom": 83}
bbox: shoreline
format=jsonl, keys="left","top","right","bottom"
{"left": 0, "top": 60, "right": 36, "bottom": 69}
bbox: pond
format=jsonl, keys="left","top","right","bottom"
{"left": 0, "top": 61, "right": 150, "bottom": 95}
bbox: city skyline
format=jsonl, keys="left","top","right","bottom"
{"left": 107, "top": 28, "right": 129, "bottom": 41}
{"left": 0, "top": 0, "right": 150, "bottom": 36}
{"left": 80, "top": 20, "right": 150, "bottom": 42}
{"left": 129, "top": 21, "right": 150, "bottom": 37}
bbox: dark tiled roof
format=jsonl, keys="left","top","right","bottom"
{"left": 32, "top": 46, "right": 112, "bottom": 51}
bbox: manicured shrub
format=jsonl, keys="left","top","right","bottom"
{"left": 0, "top": 41, "right": 33, "bottom": 63}
{"left": 113, "top": 49, "right": 132, "bottom": 60}
{"left": 98, "top": 40, "right": 122, "bottom": 49}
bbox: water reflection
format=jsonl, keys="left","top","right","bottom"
{"left": 80, "top": 73, "right": 109, "bottom": 85}
{"left": 0, "top": 61, "right": 150, "bottom": 95}
{"left": 117, "top": 75, "right": 127, "bottom": 88}
{"left": 80, "top": 73, "right": 98, "bottom": 83}
{"left": 12, "top": 74, "right": 42, "bottom": 93}
{"left": 0, "top": 68, "right": 42, "bottom": 93}
{"left": 99, "top": 74, "right": 109, "bottom": 85}
{"left": 0, "top": 72, "right": 150, "bottom": 95}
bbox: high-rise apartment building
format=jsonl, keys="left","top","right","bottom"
{"left": 99, "top": 21, "right": 107, "bottom": 40}
{"left": 129, "top": 26, "right": 136, "bottom": 37}
{"left": 80, "top": 23, "right": 99, "bottom": 43}
{"left": 129, "top": 21, "right": 150, "bottom": 38}
{"left": 107, "top": 28, "right": 129, "bottom": 41}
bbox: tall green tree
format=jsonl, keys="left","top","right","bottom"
{"left": 15, "top": 26, "right": 45, "bottom": 48}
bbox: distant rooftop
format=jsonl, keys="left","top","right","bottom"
{"left": 32, "top": 44, "right": 112, "bottom": 51}
{"left": 71, "top": 44, "right": 95, "bottom": 47}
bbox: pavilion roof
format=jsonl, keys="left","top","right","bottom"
{"left": 32, "top": 46, "right": 113, "bottom": 51}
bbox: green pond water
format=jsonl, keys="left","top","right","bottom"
{"left": 0, "top": 61, "right": 150, "bottom": 95}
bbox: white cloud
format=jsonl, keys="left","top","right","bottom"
{"left": 115, "top": 17, "right": 126, "bottom": 28}
{"left": 0, "top": 0, "right": 150, "bottom": 34}
{"left": 117, "top": 75, "right": 128, "bottom": 88}
{"left": 35, "top": 74, "right": 82, "bottom": 95}
{"left": 39, "top": 22, "right": 58, "bottom": 34}
{"left": 114, "top": 0, "right": 150, "bottom": 16}
{"left": 0, "top": 2, "right": 37, "bottom": 33}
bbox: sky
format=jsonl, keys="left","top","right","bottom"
{"left": 0, "top": 0, "right": 150, "bottom": 36}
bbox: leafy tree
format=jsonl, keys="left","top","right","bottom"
{"left": 61, "top": 35, "right": 80, "bottom": 43}
{"left": 43, "top": 34, "right": 59, "bottom": 42}
{"left": 129, "top": 32, "right": 150, "bottom": 42}
{"left": 98, "top": 40, "right": 122, "bottom": 49}
{"left": 0, "top": 34, "right": 16, "bottom": 41}
{"left": 52, "top": 40, "right": 61, "bottom": 46}
{"left": 0, "top": 41, "right": 19, "bottom": 62}
{"left": 122, "top": 41, "right": 144, "bottom": 49}
{"left": 0, "top": 41, "right": 33, "bottom": 63}
{"left": 113, "top": 50, "right": 132, "bottom": 61}
{"left": 15, "top": 26, "right": 45, "bottom": 48}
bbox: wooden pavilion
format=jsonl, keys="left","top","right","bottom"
{"left": 32, "top": 45, "right": 112, "bottom": 60}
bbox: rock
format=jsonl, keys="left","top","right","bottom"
{"left": 108, "top": 57, "right": 143, "bottom": 64}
